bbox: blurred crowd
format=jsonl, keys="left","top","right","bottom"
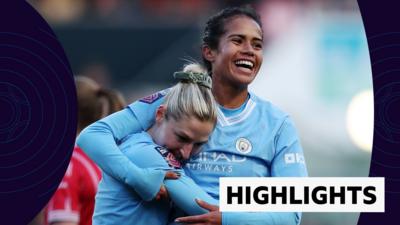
{"left": 29, "top": 0, "right": 357, "bottom": 26}
{"left": 29, "top": 0, "right": 233, "bottom": 25}
{"left": 28, "top": 0, "right": 361, "bottom": 99}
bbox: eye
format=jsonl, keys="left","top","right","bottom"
{"left": 194, "top": 142, "right": 205, "bottom": 148}
{"left": 231, "top": 38, "right": 242, "bottom": 45}
{"left": 176, "top": 134, "right": 190, "bottom": 143}
{"left": 194, "top": 141, "right": 207, "bottom": 149}
{"left": 191, "top": 142, "right": 206, "bottom": 156}
{"left": 253, "top": 42, "right": 263, "bottom": 50}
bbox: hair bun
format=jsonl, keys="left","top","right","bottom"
{"left": 173, "top": 71, "right": 212, "bottom": 89}
{"left": 183, "top": 63, "right": 207, "bottom": 74}
{"left": 174, "top": 63, "right": 211, "bottom": 89}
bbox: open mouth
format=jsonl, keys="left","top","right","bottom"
{"left": 234, "top": 60, "right": 254, "bottom": 71}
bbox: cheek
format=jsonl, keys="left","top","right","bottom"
{"left": 257, "top": 51, "right": 263, "bottom": 62}
{"left": 217, "top": 43, "right": 234, "bottom": 61}
{"left": 216, "top": 49, "right": 234, "bottom": 72}
{"left": 223, "top": 44, "right": 237, "bottom": 58}
{"left": 163, "top": 135, "right": 180, "bottom": 149}
{"left": 157, "top": 126, "right": 170, "bottom": 146}
{"left": 255, "top": 52, "right": 263, "bottom": 68}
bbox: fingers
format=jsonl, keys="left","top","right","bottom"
{"left": 159, "top": 185, "right": 167, "bottom": 195}
{"left": 195, "top": 199, "right": 219, "bottom": 211}
{"left": 175, "top": 214, "right": 206, "bottom": 223}
{"left": 165, "top": 171, "right": 180, "bottom": 180}
{"left": 156, "top": 185, "right": 169, "bottom": 200}
{"left": 175, "top": 211, "right": 221, "bottom": 224}
{"left": 154, "top": 193, "right": 161, "bottom": 201}
{"left": 155, "top": 186, "right": 166, "bottom": 201}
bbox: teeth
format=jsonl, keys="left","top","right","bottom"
{"left": 235, "top": 60, "right": 254, "bottom": 68}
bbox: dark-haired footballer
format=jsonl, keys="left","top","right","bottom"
{"left": 78, "top": 7, "right": 307, "bottom": 225}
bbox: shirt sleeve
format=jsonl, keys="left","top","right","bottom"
{"left": 271, "top": 117, "right": 308, "bottom": 177}
{"left": 47, "top": 163, "right": 80, "bottom": 224}
{"left": 222, "top": 117, "right": 307, "bottom": 225}
{"left": 122, "top": 140, "right": 218, "bottom": 216}
{"left": 76, "top": 92, "right": 166, "bottom": 201}
{"left": 165, "top": 173, "right": 218, "bottom": 215}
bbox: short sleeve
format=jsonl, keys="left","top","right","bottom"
{"left": 47, "top": 163, "right": 80, "bottom": 223}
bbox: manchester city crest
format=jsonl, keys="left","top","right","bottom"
{"left": 235, "top": 137, "right": 252, "bottom": 154}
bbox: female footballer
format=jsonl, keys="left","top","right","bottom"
{"left": 93, "top": 64, "right": 218, "bottom": 225}
{"left": 78, "top": 6, "right": 307, "bottom": 225}
{"left": 47, "top": 76, "right": 126, "bottom": 225}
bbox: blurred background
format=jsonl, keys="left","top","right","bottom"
{"left": 29, "top": 0, "right": 373, "bottom": 224}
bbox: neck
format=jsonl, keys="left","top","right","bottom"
{"left": 147, "top": 124, "right": 158, "bottom": 143}
{"left": 212, "top": 77, "right": 249, "bottom": 109}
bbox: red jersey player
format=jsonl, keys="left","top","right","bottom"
{"left": 46, "top": 76, "right": 126, "bottom": 225}
{"left": 47, "top": 146, "right": 101, "bottom": 225}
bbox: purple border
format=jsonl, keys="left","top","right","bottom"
{"left": 358, "top": 1, "right": 400, "bottom": 224}
{"left": 0, "top": 1, "right": 76, "bottom": 224}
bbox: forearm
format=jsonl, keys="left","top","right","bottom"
{"left": 222, "top": 212, "right": 300, "bottom": 225}
{"left": 165, "top": 174, "right": 218, "bottom": 215}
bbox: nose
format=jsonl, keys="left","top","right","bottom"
{"left": 179, "top": 143, "right": 194, "bottom": 160}
{"left": 241, "top": 41, "right": 254, "bottom": 56}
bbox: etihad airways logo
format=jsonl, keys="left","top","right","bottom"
{"left": 187, "top": 152, "right": 247, "bottom": 173}
{"left": 186, "top": 162, "right": 233, "bottom": 173}
{"left": 193, "top": 152, "right": 247, "bottom": 163}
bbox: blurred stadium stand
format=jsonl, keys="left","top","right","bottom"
{"left": 28, "top": 1, "right": 371, "bottom": 225}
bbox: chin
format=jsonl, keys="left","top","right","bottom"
{"left": 238, "top": 74, "right": 257, "bottom": 84}
{"left": 231, "top": 78, "right": 253, "bottom": 88}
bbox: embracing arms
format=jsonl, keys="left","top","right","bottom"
{"left": 177, "top": 117, "right": 307, "bottom": 225}
{"left": 77, "top": 94, "right": 165, "bottom": 201}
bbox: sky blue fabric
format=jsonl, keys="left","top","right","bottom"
{"left": 94, "top": 131, "right": 217, "bottom": 225}
{"left": 77, "top": 90, "right": 308, "bottom": 225}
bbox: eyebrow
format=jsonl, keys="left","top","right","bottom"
{"left": 174, "top": 131, "right": 192, "bottom": 142}
{"left": 227, "top": 34, "right": 263, "bottom": 42}
{"left": 195, "top": 140, "right": 209, "bottom": 145}
{"left": 175, "top": 131, "right": 209, "bottom": 144}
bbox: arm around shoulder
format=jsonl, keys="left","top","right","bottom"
{"left": 76, "top": 108, "right": 165, "bottom": 201}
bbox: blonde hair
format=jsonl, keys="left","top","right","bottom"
{"left": 163, "top": 63, "right": 217, "bottom": 124}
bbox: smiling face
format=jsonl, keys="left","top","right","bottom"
{"left": 203, "top": 15, "right": 263, "bottom": 88}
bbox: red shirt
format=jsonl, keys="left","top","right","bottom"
{"left": 47, "top": 146, "right": 101, "bottom": 225}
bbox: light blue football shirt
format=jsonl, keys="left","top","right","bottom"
{"left": 93, "top": 131, "right": 217, "bottom": 225}
{"left": 78, "top": 90, "right": 307, "bottom": 225}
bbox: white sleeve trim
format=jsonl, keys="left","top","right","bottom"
{"left": 47, "top": 210, "right": 80, "bottom": 223}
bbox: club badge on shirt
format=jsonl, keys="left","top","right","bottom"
{"left": 155, "top": 146, "right": 182, "bottom": 169}
{"left": 139, "top": 91, "right": 166, "bottom": 104}
{"left": 235, "top": 137, "right": 252, "bottom": 154}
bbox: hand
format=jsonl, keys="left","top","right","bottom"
{"left": 175, "top": 199, "right": 221, "bottom": 225}
{"left": 154, "top": 171, "right": 180, "bottom": 201}
{"left": 165, "top": 171, "right": 180, "bottom": 180}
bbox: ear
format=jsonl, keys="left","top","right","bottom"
{"left": 202, "top": 45, "right": 216, "bottom": 63}
{"left": 155, "top": 105, "right": 166, "bottom": 123}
